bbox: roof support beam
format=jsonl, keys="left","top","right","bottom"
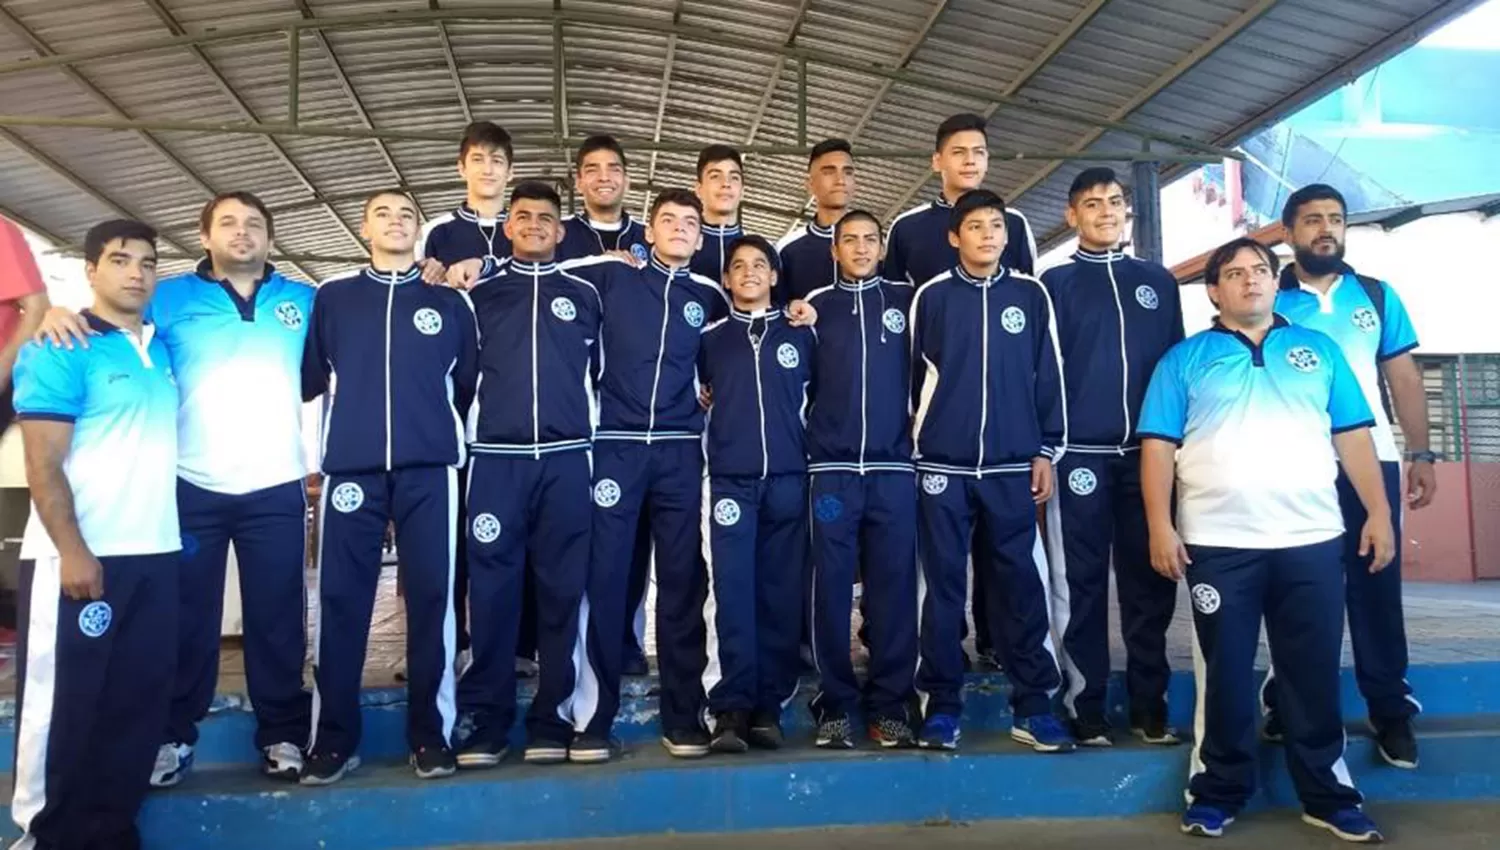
{"left": 0, "top": 7, "right": 1233, "bottom": 156}
{"left": 0, "top": 201, "right": 67, "bottom": 246}
{"left": 880, "top": 0, "right": 1110, "bottom": 219}
{"left": 136, "top": 0, "right": 368, "bottom": 260}
{"left": 429, "top": 0, "right": 472, "bottom": 123}
{"left": 641, "top": 0, "right": 688, "bottom": 217}
{"left": 742, "top": 0, "right": 814, "bottom": 147}
{"left": 287, "top": 28, "right": 300, "bottom": 125}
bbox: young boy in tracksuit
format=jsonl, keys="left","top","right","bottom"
{"left": 449, "top": 182, "right": 604, "bottom": 768}
{"left": 908, "top": 189, "right": 1073, "bottom": 753}
{"left": 300, "top": 191, "right": 479, "bottom": 785}
{"left": 803, "top": 210, "right": 920, "bottom": 750}
{"left": 1040, "top": 168, "right": 1185, "bottom": 747}
{"left": 698, "top": 235, "right": 817, "bottom": 753}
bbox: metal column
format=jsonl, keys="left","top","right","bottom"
{"left": 1131, "top": 159, "right": 1162, "bottom": 264}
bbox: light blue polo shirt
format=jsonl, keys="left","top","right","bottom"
{"left": 1274, "top": 267, "right": 1418, "bottom": 463}
{"left": 148, "top": 261, "right": 315, "bottom": 494}
{"left": 1138, "top": 316, "right": 1374, "bottom": 549}
{"left": 13, "top": 313, "right": 181, "bottom": 559}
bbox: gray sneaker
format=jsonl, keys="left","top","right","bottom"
{"left": 149, "top": 742, "right": 193, "bottom": 788}
{"left": 261, "top": 742, "right": 304, "bottom": 781}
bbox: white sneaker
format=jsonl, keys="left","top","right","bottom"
{"left": 261, "top": 742, "right": 304, "bottom": 781}
{"left": 150, "top": 742, "right": 193, "bottom": 788}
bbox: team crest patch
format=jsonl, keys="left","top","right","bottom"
{"left": 1135, "top": 285, "right": 1159, "bottom": 310}
{"left": 630, "top": 243, "right": 649, "bottom": 264}
{"left": 1351, "top": 307, "right": 1378, "bottom": 333}
{"left": 882, "top": 308, "right": 906, "bottom": 335}
{"left": 78, "top": 601, "right": 112, "bottom": 638}
{"left": 777, "top": 342, "right": 800, "bottom": 369}
{"left": 1191, "top": 584, "right": 1221, "bottom": 615}
{"left": 1067, "top": 468, "right": 1097, "bottom": 496}
{"left": 713, "top": 498, "right": 741, "bottom": 527}
{"left": 921, "top": 474, "right": 948, "bottom": 496}
{"left": 814, "top": 494, "right": 843, "bottom": 523}
{"left": 413, "top": 307, "right": 443, "bottom": 335}
{"left": 593, "top": 478, "right": 621, "bottom": 508}
{"left": 472, "top": 513, "right": 501, "bottom": 544}
{"left": 274, "top": 300, "right": 304, "bottom": 330}
{"left": 330, "top": 482, "right": 364, "bottom": 514}
{"left": 551, "top": 297, "right": 577, "bottom": 322}
{"left": 683, "top": 301, "right": 705, "bottom": 328}
{"left": 1286, "top": 346, "right": 1320, "bottom": 373}
{"left": 1001, "top": 306, "right": 1026, "bottom": 335}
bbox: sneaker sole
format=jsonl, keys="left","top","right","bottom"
{"left": 661, "top": 738, "right": 710, "bottom": 759}
{"left": 1301, "top": 813, "right": 1384, "bottom": 843}
{"left": 747, "top": 734, "right": 783, "bottom": 751}
{"left": 1367, "top": 720, "right": 1418, "bottom": 769}
{"left": 1133, "top": 729, "right": 1183, "bottom": 746}
{"left": 456, "top": 751, "right": 506, "bottom": 769}
{"left": 815, "top": 738, "right": 855, "bottom": 750}
{"left": 567, "top": 748, "right": 612, "bottom": 764}
{"left": 918, "top": 739, "right": 959, "bottom": 751}
{"left": 261, "top": 763, "right": 301, "bottom": 782}
{"left": 1180, "top": 817, "right": 1233, "bottom": 838}
{"left": 524, "top": 748, "right": 570, "bottom": 764}
{"left": 300, "top": 756, "right": 361, "bottom": 786}
{"left": 1010, "top": 728, "right": 1075, "bottom": 753}
{"left": 149, "top": 772, "right": 186, "bottom": 789}
{"left": 1076, "top": 734, "right": 1114, "bottom": 748}
{"left": 413, "top": 764, "right": 457, "bottom": 780}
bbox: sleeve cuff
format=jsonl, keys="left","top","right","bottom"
{"left": 15, "top": 412, "right": 77, "bottom": 423}
{"left": 1137, "top": 431, "right": 1183, "bottom": 446}
{"left": 1377, "top": 340, "right": 1419, "bottom": 362}
{"left": 1332, "top": 419, "right": 1377, "bottom": 435}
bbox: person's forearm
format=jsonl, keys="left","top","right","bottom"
{"left": 26, "top": 459, "right": 90, "bottom": 558}
{"left": 1140, "top": 439, "right": 1178, "bottom": 530}
{"left": 1334, "top": 428, "right": 1392, "bottom": 520}
{"left": 1384, "top": 357, "right": 1430, "bottom": 452}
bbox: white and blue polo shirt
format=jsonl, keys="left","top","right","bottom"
{"left": 1274, "top": 265, "right": 1418, "bottom": 463}
{"left": 149, "top": 261, "right": 315, "bottom": 495}
{"left": 1137, "top": 316, "right": 1375, "bottom": 550}
{"left": 13, "top": 312, "right": 181, "bottom": 559}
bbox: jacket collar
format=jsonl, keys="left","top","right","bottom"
{"left": 1072, "top": 247, "right": 1127, "bottom": 264}
{"left": 837, "top": 274, "right": 883, "bottom": 292}
{"left": 701, "top": 221, "right": 742, "bottom": 237}
{"left": 807, "top": 219, "right": 834, "bottom": 239}
{"left": 507, "top": 258, "right": 558, "bottom": 275}
{"left": 649, "top": 254, "right": 690, "bottom": 278}
{"left": 455, "top": 203, "right": 507, "bottom": 226}
{"left": 362, "top": 264, "right": 423, "bottom": 285}
{"left": 953, "top": 264, "right": 1005, "bottom": 287}
{"left": 730, "top": 306, "right": 782, "bottom": 323}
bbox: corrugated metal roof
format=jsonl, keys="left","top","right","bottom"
{"left": 0, "top": 0, "right": 1482, "bottom": 281}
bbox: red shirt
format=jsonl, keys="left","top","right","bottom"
{"left": 0, "top": 217, "right": 46, "bottom": 349}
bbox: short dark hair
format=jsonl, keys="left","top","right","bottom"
{"left": 510, "top": 180, "right": 562, "bottom": 213}
{"left": 949, "top": 189, "right": 1007, "bottom": 235}
{"left": 362, "top": 189, "right": 417, "bottom": 219}
{"left": 725, "top": 235, "right": 780, "bottom": 276}
{"left": 808, "top": 137, "right": 852, "bottom": 167}
{"left": 935, "top": 113, "right": 987, "bottom": 152}
{"left": 1204, "top": 237, "right": 1279, "bottom": 286}
{"left": 575, "top": 134, "right": 627, "bottom": 173}
{"left": 649, "top": 188, "right": 704, "bottom": 223}
{"left": 834, "top": 209, "right": 882, "bottom": 243}
{"left": 83, "top": 219, "right": 157, "bottom": 266}
{"left": 696, "top": 144, "right": 743, "bottom": 179}
{"left": 1067, "top": 167, "right": 1125, "bottom": 205}
{"left": 199, "top": 191, "right": 274, "bottom": 239}
{"left": 458, "top": 121, "right": 514, "bottom": 162}
{"left": 1281, "top": 183, "right": 1347, "bottom": 227}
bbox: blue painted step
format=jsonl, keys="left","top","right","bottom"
{"left": 3, "top": 661, "right": 1493, "bottom": 770}
{"left": 3, "top": 714, "right": 1496, "bottom": 848}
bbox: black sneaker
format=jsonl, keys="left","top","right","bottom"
{"left": 816, "top": 714, "right": 854, "bottom": 749}
{"left": 524, "top": 738, "right": 571, "bottom": 765}
{"left": 868, "top": 715, "right": 916, "bottom": 749}
{"left": 411, "top": 746, "right": 457, "bottom": 779}
{"left": 568, "top": 734, "right": 616, "bottom": 764}
{"left": 456, "top": 728, "right": 508, "bottom": 770}
{"left": 661, "top": 727, "right": 711, "bottom": 759}
{"left": 1072, "top": 716, "right": 1115, "bottom": 747}
{"left": 622, "top": 650, "right": 650, "bottom": 677}
{"left": 1131, "top": 715, "right": 1183, "bottom": 746}
{"left": 1372, "top": 718, "right": 1418, "bottom": 769}
{"left": 300, "top": 751, "right": 360, "bottom": 786}
{"left": 976, "top": 649, "right": 1004, "bottom": 672}
{"left": 711, "top": 712, "right": 750, "bottom": 754}
{"left": 1263, "top": 712, "right": 1285, "bottom": 743}
{"left": 747, "top": 710, "right": 785, "bottom": 750}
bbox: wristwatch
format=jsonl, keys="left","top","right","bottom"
{"left": 1404, "top": 450, "right": 1441, "bottom": 463}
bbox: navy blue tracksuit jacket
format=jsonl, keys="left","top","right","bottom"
{"left": 909, "top": 265, "right": 1064, "bottom": 719}
{"left": 1039, "top": 248, "right": 1185, "bottom": 725}
{"left": 419, "top": 203, "right": 511, "bottom": 265}
{"left": 691, "top": 222, "right": 745, "bottom": 284}
{"left": 302, "top": 264, "right": 478, "bottom": 757}
{"left": 558, "top": 211, "right": 649, "bottom": 264}
{"left": 803, "top": 276, "right": 919, "bottom": 721}
{"left": 884, "top": 200, "right": 1036, "bottom": 286}
{"left": 776, "top": 220, "right": 836, "bottom": 304}
{"left": 459, "top": 258, "right": 602, "bottom": 746}
{"left": 698, "top": 308, "right": 816, "bottom": 715}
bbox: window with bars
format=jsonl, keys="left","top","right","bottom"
{"left": 1399, "top": 354, "right": 1500, "bottom": 462}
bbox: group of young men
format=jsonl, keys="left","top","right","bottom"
{"left": 5, "top": 107, "right": 1437, "bottom": 846}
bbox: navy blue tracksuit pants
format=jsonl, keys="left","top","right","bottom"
{"left": 917, "top": 473, "right": 1060, "bottom": 719}
{"left": 1262, "top": 461, "right": 1415, "bottom": 724}
{"left": 13, "top": 552, "right": 178, "bottom": 850}
{"left": 310, "top": 466, "right": 459, "bottom": 757}
{"left": 458, "top": 450, "right": 590, "bottom": 745}
{"left": 702, "top": 474, "right": 808, "bottom": 716}
{"left": 1045, "top": 452, "right": 1177, "bottom": 723}
{"left": 169, "top": 478, "right": 311, "bottom": 751}
{"left": 575, "top": 440, "right": 707, "bottom": 738}
{"left": 809, "top": 472, "right": 918, "bottom": 721}
{"left": 1186, "top": 539, "right": 1362, "bottom": 817}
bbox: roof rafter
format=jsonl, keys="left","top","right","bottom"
{"left": 429, "top": 0, "right": 472, "bottom": 123}
{"left": 641, "top": 0, "right": 689, "bottom": 216}
{"left": 742, "top": 0, "right": 815, "bottom": 148}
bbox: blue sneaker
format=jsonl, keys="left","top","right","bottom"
{"left": 1010, "top": 714, "right": 1076, "bottom": 753}
{"left": 1181, "top": 803, "right": 1234, "bottom": 837}
{"left": 918, "top": 714, "right": 961, "bottom": 750}
{"left": 1302, "top": 809, "right": 1384, "bottom": 843}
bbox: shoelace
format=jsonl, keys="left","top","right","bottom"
{"left": 873, "top": 717, "right": 913, "bottom": 740}
{"left": 820, "top": 716, "right": 853, "bottom": 739}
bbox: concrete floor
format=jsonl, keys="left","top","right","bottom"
{"left": 466, "top": 802, "right": 1500, "bottom": 849}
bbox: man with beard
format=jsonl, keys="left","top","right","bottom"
{"left": 1264, "top": 184, "right": 1433, "bottom": 770}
